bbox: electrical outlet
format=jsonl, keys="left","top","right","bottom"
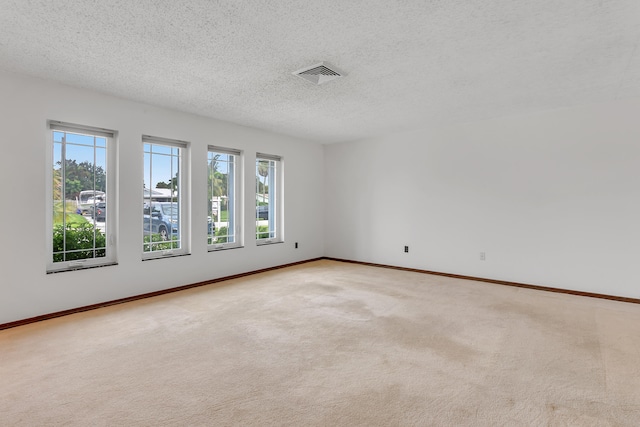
{"left": 480, "top": 252, "right": 486, "bottom": 261}
{"left": 295, "top": 242, "right": 299, "bottom": 249}
{"left": 404, "top": 246, "right": 409, "bottom": 253}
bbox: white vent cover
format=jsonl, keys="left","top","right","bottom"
{"left": 293, "top": 62, "right": 345, "bottom": 85}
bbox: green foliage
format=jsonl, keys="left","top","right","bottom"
{"left": 257, "top": 160, "right": 269, "bottom": 179}
{"left": 53, "top": 222, "right": 106, "bottom": 262}
{"left": 53, "top": 201, "right": 87, "bottom": 225}
{"left": 255, "top": 177, "right": 269, "bottom": 197}
{"left": 56, "top": 159, "right": 106, "bottom": 199}
{"left": 207, "top": 226, "right": 232, "bottom": 245}
{"left": 219, "top": 210, "right": 228, "bottom": 222}
{"left": 65, "top": 178, "right": 83, "bottom": 198}
{"left": 143, "top": 234, "right": 179, "bottom": 252}
{"left": 216, "top": 226, "right": 228, "bottom": 243}
{"left": 53, "top": 168, "right": 62, "bottom": 200}
{"left": 256, "top": 160, "right": 270, "bottom": 202}
{"left": 208, "top": 154, "right": 229, "bottom": 216}
{"left": 208, "top": 155, "right": 224, "bottom": 197}
{"left": 256, "top": 225, "right": 271, "bottom": 240}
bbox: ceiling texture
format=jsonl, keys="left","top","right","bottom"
{"left": 1, "top": 1, "right": 639, "bottom": 144}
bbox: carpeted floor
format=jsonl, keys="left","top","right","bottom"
{"left": 1, "top": 259, "right": 639, "bottom": 426}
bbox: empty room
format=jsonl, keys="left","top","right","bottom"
{"left": 1, "top": 1, "right": 639, "bottom": 425}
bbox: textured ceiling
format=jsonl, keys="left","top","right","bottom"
{"left": 1, "top": 1, "right": 639, "bottom": 143}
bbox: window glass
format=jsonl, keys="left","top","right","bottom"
{"left": 49, "top": 122, "right": 115, "bottom": 271}
{"left": 256, "top": 154, "right": 281, "bottom": 243}
{"left": 208, "top": 147, "right": 242, "bottom": 249}
{"left": 143, "top": 137, "right": 188, "bottom": 257}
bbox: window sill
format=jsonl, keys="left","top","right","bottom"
{"left": 256, "top": 240, "right": 284, "bottom": 246}
{"left": 208, "top": 245, "right": 244, "bottom": 252}
{"left": 142, "top": 252, "right": 191, "bottom": 262}
{"left": 47, "top": 261, "right": 118, "bottom": 274}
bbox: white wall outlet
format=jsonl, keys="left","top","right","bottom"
{"left": 480, "top": 252, "right": 486, "bottom": 261}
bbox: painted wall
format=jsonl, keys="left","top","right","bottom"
{"left": 0, "top": 70, "right": 324, "bottom": 324}
{"left": 325, "top": 99, "right": 640, "bottom": 298}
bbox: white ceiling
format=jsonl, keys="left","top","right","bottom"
{"left": 1, "top": 1, "right": 639, "bottom": 144}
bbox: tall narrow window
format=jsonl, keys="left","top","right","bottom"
{"left": 48, "top": 121, "right": 116, "bottom": 272}
{"left": 208, "top": 146, "right": 242, "bottom": 250}
{"left": 143, "top": 136, "right": 189, "bottom": 258}
{"left": 256, "top": 153, "right": 282, "bottom": 244}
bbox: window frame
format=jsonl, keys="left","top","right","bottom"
{"left": 255, "top": 153, "right": 283, "bottom": 245}
{"left": 207, "top": 146, "right": 243, "bottom": 251}
{"left": 46, "top": 121, "right": 118, "bottom": 273}
{"left": 142, "top": 135, "right": 190, "bottom": 260}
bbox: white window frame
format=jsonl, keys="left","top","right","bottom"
{"left": 142, "top": 135, "right": 190, "bottom": 260}
{"left": 208, "top": 146, "right": 243, "bottom": 251}
{"left": 46, "top": 121, "right": 117, "bottom": 273}
{"left": 256, "top": 153, "right": 283, "bottom": 245}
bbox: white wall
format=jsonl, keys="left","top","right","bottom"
{"left": 2, "top": 68, "right": 639, "bottom": 325}
{"left": 325, "top": 99, "right": 640, "bottom": 299}
{"left": 0, "top": 70, "right": 324, "bottom": 324}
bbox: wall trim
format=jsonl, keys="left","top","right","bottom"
{"left": 3, "top": 256, "right": 638, "bottom": 331}
{"left": 324, "top": 257, "right": 640, "bottom": 305}
{"left": 0, "top": 258, "right": 322, "bottom": 331}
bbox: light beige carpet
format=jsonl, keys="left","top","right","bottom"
{"left": 1, "top": 260, "right": 640, "bottom": 426}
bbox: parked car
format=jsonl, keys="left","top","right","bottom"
{"left": 89, "top": 202, "right": 106, "bottom": 222}
{"left": 257, "top": 205, "right": 269, "bottom": 220}
{"left": 78, "top": 190, "right": 105, "bottom": 214}
{"left": 143, "top": 202, "right": 178, "bottom": 240}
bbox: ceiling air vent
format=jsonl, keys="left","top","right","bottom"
{"left": 293, "top": 62, "right": 345, "bottom": 85}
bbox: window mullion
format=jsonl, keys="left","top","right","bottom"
{"left": 93, "top": 135, "right": 97, "bottom": 255}
{"left": 61, "top": 133, "right": 67, "bottom": 262}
